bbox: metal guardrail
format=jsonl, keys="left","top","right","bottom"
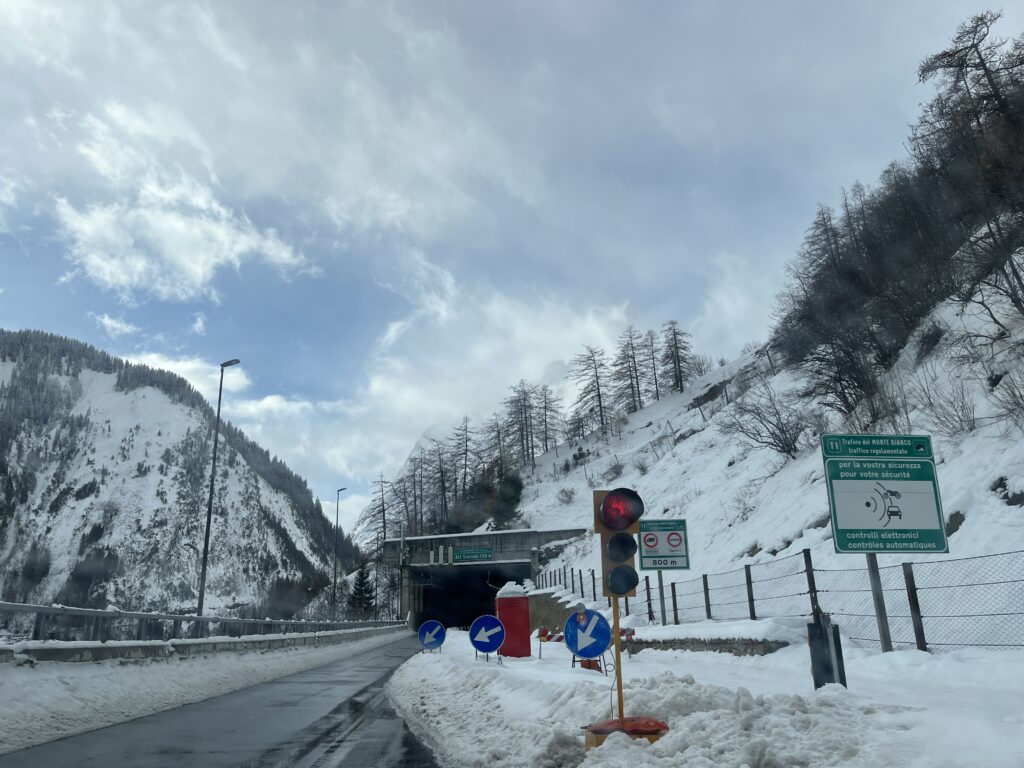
{"left": 0, "top": 600, "right": 402, "bottom": 644}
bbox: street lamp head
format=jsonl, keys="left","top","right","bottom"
{"left": 221, "top": 358, "right": 240, "bottom": 368}
{"left": 337, "top": 487, "right": 347, "bottom": 494}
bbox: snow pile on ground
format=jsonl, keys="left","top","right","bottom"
{"left": 0, "top": 628, "right": 411, "bottom": 754}
{"left": 631, "top": 616, "right": 808, "bottom": 645}
{"left": 497, "top": 581, "right": 528, "bottom": 597}
{"left": 387, "top": 629, "right": 1024, "bottom": 768}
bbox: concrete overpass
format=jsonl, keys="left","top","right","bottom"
{"left": 382, "top": 528, "right": 587, "bottom": 627}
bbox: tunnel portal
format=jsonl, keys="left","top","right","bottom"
{"left": 382, "top": 528, "right": 587, "bottom": 627}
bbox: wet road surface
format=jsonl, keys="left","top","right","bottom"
{"left": 0, "top": 633, "right": 439, "bottom": 768}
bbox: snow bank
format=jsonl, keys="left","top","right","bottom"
{"left": 633, "top": 617, "right": 807, "bottom": 645}
{"left": 0, "top": 628, "right": 411, "bottom": 754}
{"left": 388, "top": 629, "right": 1024, "bottom": 767}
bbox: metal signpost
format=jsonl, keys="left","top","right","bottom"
{"left": 821, "top": 434, "right": 947, "bottom": 554}
{"left": 563, "top": 608, "right": 612, "bottom": 659}
{"left": 638, "top": 520, "right": 690, "bottom": 569}
{"left": 469, "top": 614, "right": 505, "bottom": 660}
{"left": 417, "top": 620, "right": 446, "bottom": 652}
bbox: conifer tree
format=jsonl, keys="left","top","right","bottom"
{"left": 660, "top": 321, "right": 692, "bottom": 392}
{"left": 347, "top": 565, "right": 375, "bottom": 619}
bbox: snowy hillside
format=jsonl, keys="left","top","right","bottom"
{"left": 518, "top": 298, "right": 1024, "bottom": 583}
{"left": 0, "top": 331, "right": 345, "bottom": 616}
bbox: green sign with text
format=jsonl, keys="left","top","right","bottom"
{"left": 821, "top": 434, "right": 948, "bottom": 554}
{"left": 454, "top": 547, "right": 494, "bottom": 562}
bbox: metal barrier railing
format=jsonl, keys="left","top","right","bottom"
{"left": 0, "top": 600, "right": 402, "bottom": 644}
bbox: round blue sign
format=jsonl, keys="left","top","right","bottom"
{"left": 563, "top": 609, "right": 612, "bottom": 659}
{"left": 418, "top": 620, "right": 446, "bottom": 650}
{"left": 469, "top": 614, "right": 505, "bottom": 654}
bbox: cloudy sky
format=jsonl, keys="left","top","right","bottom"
{"left": 1, "top": 1, "right": 1019, "bottom": 532}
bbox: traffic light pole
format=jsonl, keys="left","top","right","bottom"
{"left": 611, "top": 597, "right": 625, "bottom": 720}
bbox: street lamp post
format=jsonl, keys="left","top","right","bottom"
{"left": 196, "top": 358, "right": 240, "bottom": 627}
{"left": 332, "top": 486, "right": 347, "bottom": 621}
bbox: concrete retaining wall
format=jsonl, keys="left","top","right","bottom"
{"left": 624, "top": 637, "right": 789, "bottom": 656}
{"left": 3, "top": 626, "right": 409, "bottom": 664}
{"left": 528, "top": 590, "right": 580, "bottom": 633}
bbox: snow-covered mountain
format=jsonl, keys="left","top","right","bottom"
{"left": 517, "top": 297, "right": 1024, "bottom": 578}
{"left": 0, "top": 330, "right": 344, "bottom": 616}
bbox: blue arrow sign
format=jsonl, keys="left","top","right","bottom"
{"left": 418, "top": 620, "right": 446, "bottom": 650}
{"left": 563, "top": 609, "right": 612, "bottom": 659}
{"left": 469, "top": 614, "right": 505, "bottom": 654}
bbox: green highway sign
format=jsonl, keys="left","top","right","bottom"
{"left": 822, "top": 434, "right": 932, "bottom": 459}
{"left": 453, "top": 546, "right": 494, "bottom": 563}
{"left": 821, "top": 434, "right": 948, "bottom": 554}
{"left": 638, "top": 520, "right": 689, "bottom": 570}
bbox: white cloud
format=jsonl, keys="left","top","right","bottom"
{"left": 0, "top": 174, "right": 21, "bottom": 233}
{"left": 0, "top": 0, "right": 88, "bottom": 75}
{"left": 47, "top": 99, "right": 304, "bottom": 302}
{"left": 688, "top": 252, "right": 782, "bottom": 361}
{"left": 89, "top": 311, "right": 138, "bottom": 339}
{"left": 224, "top": 259, "right": 629, "bottom": 500}
{"left": 190, "top": 313, "right": 206, "bottom": 335}
{"left": 76, "top": 100, "right": 216, "bottom": 188}
{"left": 125, "top": 352, "right": 252, "bottom": 403}
{"left": 375, "top": 250, "right": 459, "bottom": 349}
{"left": 56, "top": 173, "right": 303, "bottom": 302}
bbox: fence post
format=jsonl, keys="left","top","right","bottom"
{"left": 578, "top": 569, "right": 584, "bottom": 598}
{"left": 702, "top": 575, "right": 712, "bottom": 620}
{"left": 644, "top": 576, "right": 655, "bottom": 621}
{"left": 624, "top": 595, "right": 630, "bottom": 616}
{"left": 591, "top": 570, "right": 597, "bottom": 601}
{"left": 657, "top": 571, "right": 667, "bottom": 625}
{"left": 32, "top": 612, "right": 46, "bottom": 641}
{"left": 744, "top": 564, "right": 757, "bottom": 620}
{"left": 902, "top": 563, "right": 928, "bottom": 652}
{"left": 562, "top": 565, "right": 567, "bottom": 587}
{"left": 802, "top": 548, "right": 821, "bottom": 619}
{"left": 671, "top": 582, "right": 679, "bottom": 624}
{"left": 571, "top": 569, "right": 575, "bottom": 594}
{"left": 865, "top": 553, "right": 893, "bottom": 653}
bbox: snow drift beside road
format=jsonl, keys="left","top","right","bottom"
{"left": 387, "top": 629, "right": 1024, "bottom": 768}
{"left": 0, "top": 629, "right": 410, "bottom": 755}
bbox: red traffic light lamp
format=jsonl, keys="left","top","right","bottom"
{"left": 600, "top": 488, "right": 645, "bottom": 530}
{"left": 594, "top": 488, "right": 645, "bottom": 598}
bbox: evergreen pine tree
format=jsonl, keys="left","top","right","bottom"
{"left": 347, "top": 565, "right": 375, "bottom": 619}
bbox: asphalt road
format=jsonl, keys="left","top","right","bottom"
{"left": 0, "top": 633, "right": 438, "bottom": 768}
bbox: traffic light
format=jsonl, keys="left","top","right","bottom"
{"left": 594, "top": 488, "right": 645, "bottom": 597}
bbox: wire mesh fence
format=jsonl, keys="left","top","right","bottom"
{"left": 748, "top": 552, "right": 812, "bottom": 620}
{"left": 542, "top": 547, "right": 1023, "bottom": 652}
{"left": 911, "top": 550, "right": 1024, "bottom": 649}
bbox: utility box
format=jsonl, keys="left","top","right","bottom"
{"left": 495, "top": 582, "right": 531, "bottom": 657}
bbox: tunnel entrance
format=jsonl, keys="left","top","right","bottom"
{"left": 412, "top": 561, "right": 531, "bottom": 628}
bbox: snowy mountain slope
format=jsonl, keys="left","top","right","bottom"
{"left": 517, "top": 298, "right": 1024, "bottom": 583}
{"left": 0, "top": 330, "right": 339, "bottom": 615}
